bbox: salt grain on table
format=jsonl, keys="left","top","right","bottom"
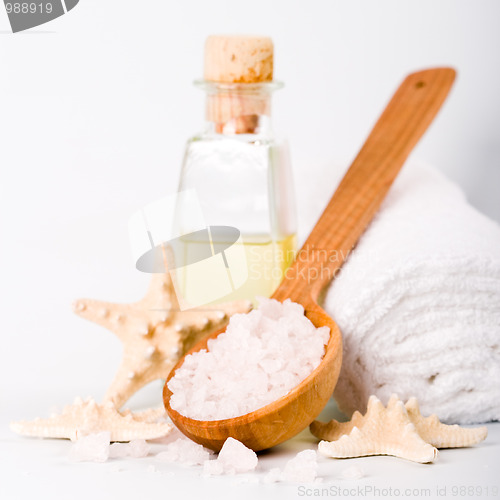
{"left": 263, "top": 467, "right": 282, "bottom": 483}
{"left": 156, "top": 438, "right": 212, "bottom": 466}
{"left": 109, "top": 439, "right": 150, "bottom": 458}
{"left": 341, "top": 464, "right": 365, "bottom": 480}
{"left": 282, "top": 449, "right": 319, "bottom": 483}
{"left": 263, "top": 449, "right": 319, "bottom": 483}
{"left": 69, "top": 432, "right": 110, "bottom": 463}
{"left": 203, "top": 437, "right": 258, "bottom": 475}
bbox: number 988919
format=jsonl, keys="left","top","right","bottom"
{"left": 5, "top": 3, "right": 53, "bottom": 14}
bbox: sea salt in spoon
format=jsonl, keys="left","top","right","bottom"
{"left": 164, "top": 67, "right": 456, "bottom": 452}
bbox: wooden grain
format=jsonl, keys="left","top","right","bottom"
{"left": 164, "top": 67, "right": 456, "bottom": 452}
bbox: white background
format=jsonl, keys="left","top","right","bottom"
{"left": 1, "top": 1, "right": 499, "bottom": 498}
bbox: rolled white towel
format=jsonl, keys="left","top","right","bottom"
{"left": 312, "top": 162, "right": 500, "bottom": 424}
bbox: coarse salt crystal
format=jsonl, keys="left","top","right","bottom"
{"left": 109, "top": 439, "right": 150, "bottom": 459}
{"left": 203, "top": 437, "right": 258, "bottom": 476}
{"left": 203, "top": 459, "right": 224, "bottom": 476}
{"left": 281, "top": 449, "right": 318, "bottom": 483}
{"left": 168, "top": 298, "right": 329, "bottom": 420}
{"left": 261, "top": 449, "right": 319, "bottom": 483}
{"left": 263, "top": 467, "right": 282, "bottom": 483}
{"left": 341, "top": 465, "right": 365, "bottom": 480}
{"left": 69, "top": 432, "right": 110, "bottom": 463}
{"left": 156, "top": 438, "right": 212, "bottom": 466}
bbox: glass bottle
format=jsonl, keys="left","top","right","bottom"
{"left": 172, "top": 36, "right": 297, "bottom": 307}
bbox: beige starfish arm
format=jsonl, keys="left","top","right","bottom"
{"left": 310, "top": 414, "right": 359, "bottom": 441}
{"left": 10, "top": 416, "right": 78, "bottom": 440}
{"left": 103, "top": 368, "right": 152, "bottom": 410}
{"left": 311, "top": 396, "right": 395, "bottom": 441}
{"left": 129, "top": 407, "right": 167, "bottom": 423}
{"left": 74, "top": 297, "right": 171, "bottom": 340}
{"left": 11, "top": 399, "right": 173, "bottom": 442}
{"left": 73, "top": 298, "right": 137, "bottom": 341}
{"left": 106, "top": 418, "right": 173, "bottom": 442}
{"left": 405, "top": 397, "right": 488, "bottom": 448}
{"left": 318, "top": 422, "right": 438, "bottom": 464}
{"left": 141, "top": 272, "right": 180, "bottom": 311}
{"left": 103, "top": 355, "right": 176, "bottom": 409}
{"left": 76, "top": 399, "right": 173, "bottom": 441}
{"left": 310, "top": 405, "right": 370, "bottom": 441}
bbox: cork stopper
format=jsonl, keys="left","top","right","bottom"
{"left": 203, "top": 35, "right": 274, "bottom": 133}
{"left": 204, "top": 35, "right": 274, "bottom": 83}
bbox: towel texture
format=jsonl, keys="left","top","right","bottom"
{"left": 313, "top": 163, "right": 500, "bottom": 424}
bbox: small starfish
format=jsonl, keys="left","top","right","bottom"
{"left": 312, "top": 395, "right": 487, "bottom": 464}
{"left": 313, "top": 395, "right": 438, "bottom": 463}
{"left": 73, "top": 272, "right": 252, "bottom": 409}
{"left": 10, "top": 398, "right": 173, "bottom": 442}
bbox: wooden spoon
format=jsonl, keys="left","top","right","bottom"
{"left": 163, "top": 67, "right": 456, "bottom": 452}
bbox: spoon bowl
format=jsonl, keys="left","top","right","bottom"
{"left": 164, "top": 67, "right": 456, "bottom": 452}
{"left": 163, "top": 302, "right": 341, "bottom": 451}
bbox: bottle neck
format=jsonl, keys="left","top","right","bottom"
{"left": 195, "top": 80, "right": 283, "bottom": 135}
{"left": 206, "top": 93, "right": 272, "bottom": 134}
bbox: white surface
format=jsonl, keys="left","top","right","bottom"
{"left": 1, "top": 400, "right": 498, "bottom": 500}
{"left": 1, "top": 1, "right": 499, "bottom": 499}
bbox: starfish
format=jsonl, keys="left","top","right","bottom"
{"left": 73, "top": 272, "right": 252, "bottom": 409}
{"left": 405, "top": 397, "right": 487, "bottom": 448}
{"left": 10, "top": 397, "right": 173, "bottom": 442}
{"left": 313, "top": 395, "right": 438, "bottom": 463}
{"left": 312, "top": 395, "right": 487, "bottom": 464}
{"left": 126, "top": 406, "right": 167, "bottom": 424}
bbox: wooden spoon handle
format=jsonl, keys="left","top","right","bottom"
{"left": 273, "top": 67, "right": 456, "bottom": 306}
